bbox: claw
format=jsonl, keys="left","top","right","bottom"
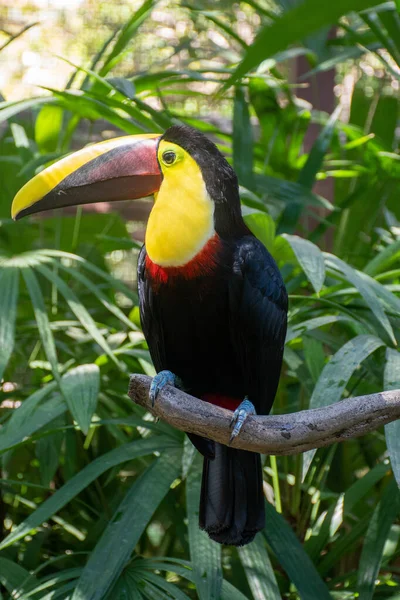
{"left": 149, "top": 370, "right": 179, "bottom": 407}
{"left": 229, "top": 397, "right": 256, "bottom": 443}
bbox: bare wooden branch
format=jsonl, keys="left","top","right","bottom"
{"left": 128, "top": 374, "right": 400, "bottom": 455}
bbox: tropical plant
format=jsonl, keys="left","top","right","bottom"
{"left": 0, "top": 0, "right": 400, "bottom": 598}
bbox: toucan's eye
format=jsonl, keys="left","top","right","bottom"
{"left": 162, "top": 150, "right": 177, "bottom": 166}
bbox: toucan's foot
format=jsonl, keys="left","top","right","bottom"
{"left": 149, "top": 370, "right": 180, "bottom": 407}
{"left": 229, "top": 398, "right": 256, "bottom": 443}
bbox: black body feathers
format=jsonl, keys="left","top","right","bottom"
{"left": 138, "top": 125, "right": 288, "bottom": 546}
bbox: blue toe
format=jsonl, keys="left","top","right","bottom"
{"left": 230, "top": 398, "right": 256, "bottom": 442}
{"left": 149, "top": 370, "right": 177, "bottom": 407}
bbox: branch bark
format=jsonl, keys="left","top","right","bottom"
{"left": 128, "top": 375, "right": 400, "bottom": 455}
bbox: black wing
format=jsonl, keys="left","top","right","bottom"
{"left": 228, "top": 235, "right": 288, "bottom": 415}
{"left": 137, "top": 245, "right": 165, "bottom": 372}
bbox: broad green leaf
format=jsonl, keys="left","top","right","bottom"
{"left": 1, "top": 381, "right": 56, "bottom": 438}
{"left": 0, "top": 436, "right": 178, "bottom": 550}
{"left": 384, "top": 348, "right": 400, "bottom": 488}
{"left": 357, "top": 478, "right": 400, "bottom": 600}
{"left": 0, "top": 96, "right": 53, "bottom": 122}
{"left": 36, "top": 263, "right": 123, "bottom": 369}
{"left": 58, "top": 263, "right": 137, "bottom": 331}
{"left": 304, "top": 337, "right": 325, "bottom": 384}
{"left": 18, "top": 568, "right": 82, "bottom": 600}
{"left": 244, "top": 211, "right": 275, "bottom": 252}
{"left": 23, "top": 583, "right": 78, "bottom": 600}
{"left": 56, "top": 57, "right": 161, "bottom": 132}
{"left": 43, "top": 87, "right": 144, "bottom": 134}
{"left": 71, "top": 449, "right": 181, "bottom": 600}
{"left": 330, "top": 274, "right": 400, "bottom": 319}
{"left": 22, "top": 267, "right": 61, "bottom": 383}
{"left": 107, "top": 77, "right": 136, "bottom": 98}
{"left": 238, "top": 534, "right": 280, "bottom": 600}
{"left": 223, "top": 0, "right": 386, "bottom": 90}
{"left": 35, "top": 105, "right": 64, "bottom": 153}
{"left": 61, "top": 364, "right": 100, "bottom": 434}
{"left": 309, "top": 335, "right": 384, "bottom": 410}
{"left": 0, "top": 267, "right": 19, "bottom": 380}
{"left": 139, "top": 571, "right": 191, "bottom": 600}
{"left": 186, "top": 454, "right": 222, "bottom": 600}
{"left": 145, "top": 558, "right": 248, "bottom": 600}
{"left": 282, "top": 234, "right": 325, "bottom": 293}
{"left": 37, "top": 249, "right": 137, "bottom": 302}
{"left": 0, "top": 557, "right": 37, "bottom": 596}
{"left": 0, "top": 394, "right": 66, "bottom": 456}
{"left": 325, "top": 254, "right": 396, "bottom": 345}
{"left": 286, "top": 315, "right": 354, "bottom": 343}
{"left": 35, "top": 415, "right": 64, "bottom": 487}
{"left": 263, "top": 502, "right": 332, "bottom": 600}
{"left": 233, "top": 87, "right": 253, "bottom": 187}
{"left": 303, "top": 335, "right": 385, "bottom": 476}
{"left": 363, "top": 273, "right": 400, "bottom": 323}
{"left": 221, "top": 581, "right": 250, "bottom": 600}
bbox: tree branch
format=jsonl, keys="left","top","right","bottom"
{"left": 128, "top": 375, "right": 400, "bottom": 455}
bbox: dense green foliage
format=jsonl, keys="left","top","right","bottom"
{"left": 1, "top": 0, "right": 400, "bottom": 598}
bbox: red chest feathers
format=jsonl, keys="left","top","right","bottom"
{"left": 145, "top": 234, "right": 222, "bottom": 287}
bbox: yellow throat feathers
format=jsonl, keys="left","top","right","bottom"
{"left": 145, "top": 140, "right": 214, "bottom": 267}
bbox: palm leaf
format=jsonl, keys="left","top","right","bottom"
{"left": 238, "top": 534, "right": 280, "bottom": 599}
{"left": 36, "top": 263, "right": 123, "bottom": 369}
{"left": 303, "top": 334, "right": 385, "bottom": 476}
{"left": 71, "top": 449, "right": 181, "bottom": 600}
{"left": 22, "top": 267, "right": 61, "bottom": 384}
{"left": 282, "top": 234, "right": 326, "bottom": 293}
{"left": 357, "top": 478, "right": 400, "bottom": 600}
{"left": 222, "top": 0, "right": 386, "bottom": 90}
{"left": 62, "top": 364, "right": 100, "bottom": 435}
{"left": 0, "top": 436, "right": 178, "bottom": 551}
{"left": 186, "top": 454, "right": 222, "bottom": 600}
{"left": 0, "top": 266, "right": 19, "bottom": 380}
{"left": 263, "top": 502, "right": 332, "bottom": 600}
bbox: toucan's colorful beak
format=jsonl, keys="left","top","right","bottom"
{"left": 11, "top": 134, "right": 162, "bottom": 220}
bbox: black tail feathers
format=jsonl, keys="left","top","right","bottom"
{"left": 199, "top": 443, "right": 265, "bottom": 546}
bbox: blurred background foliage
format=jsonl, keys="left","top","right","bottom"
{"left": 1, "top": 0, "right": 400, "bottom": 598}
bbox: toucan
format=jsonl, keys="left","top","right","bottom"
{"left": 12, "top": 125, "right": 288, "bottom": 546}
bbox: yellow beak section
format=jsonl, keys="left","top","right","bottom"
{"left": 12, "top": 134, "right": 162, "bottom": 220}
